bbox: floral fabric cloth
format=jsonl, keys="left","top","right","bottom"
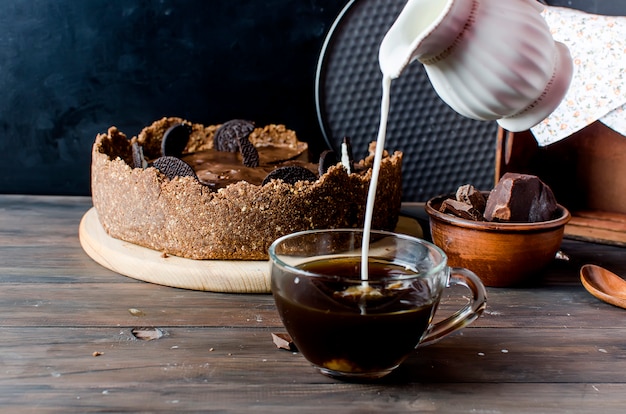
{"left": 531, "top": 6, "right": 626, "bottom": 146}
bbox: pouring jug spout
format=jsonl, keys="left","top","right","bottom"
{"left": 379, "top": 0, "right": 573, "bottom": 131}
{"left": 379, "top": 0, "right": 472, "bottom": 79}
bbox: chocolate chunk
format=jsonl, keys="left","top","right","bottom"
{"left": 131, "top": 142, "right": 147, "bottom": 169}
{"left": 262, "top": 166, "right": 318, "bottom": 186}
{"left": 340, "top": 136, "right": 354, "bottom": 173}
{"left": 456, "top": 184, "right": 486, "bottom": 213}
{"left": 271, "top": 332, "right": 297, "bottom": 352}
{"left": 161, "top": 123, "right": 191, "bottom": 157}
{"left": 484, "top": 172, "right": 558, "bottom": 222}
{"left": 214, "top": 119, "right": 255, "bottom": 153}
{"left": 152, "top": 156, "right": 197, "bottom": 181}
{"left": 440, "top": 198, "right": 484, "bottom": 221}
{"left": 318, "top": 149, "right": 338, "bottom": 176}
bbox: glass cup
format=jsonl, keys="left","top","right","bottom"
{"left": 269, "top": 229, "right": 487, "bottom": 380}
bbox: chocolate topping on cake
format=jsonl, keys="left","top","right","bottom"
{"left": 152, "top": 156, "right": 197, "bottom": 180}
{"left": 161, "top": 123, "right": 191, "bottom": 157}
{"left": 262, "top": 166, "right": 318, "bottom": 186}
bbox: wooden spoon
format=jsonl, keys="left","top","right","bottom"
{"left": 580, "top": 264, "right": 626, "bottom": 309}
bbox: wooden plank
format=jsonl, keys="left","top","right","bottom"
{"left": 569, "top": 214, "right": 626, "bottom": 231}
{"left": 564, "top": 212, "right": 626, "bottom": 245}
{"left": 3, "top": 326, "right": 625, "bottom": 385}
{"left": 2, "top": 327, "right": 626, "bottom": 413}
{"left": 0, "top": 280, "right": 624, "bottom": 329}
{"left": 3, "top": 383, "right": 626, "bottom": 414}
{"left": 0, "top": 195, "right": 87, "bottom": 246}
{"left": 0, "top": 283, "right": 283, "bottom": 328}
{"left": 574, "top": 210, "right": 626, "bottom": 223}
{"left": 4, "top": 195, "right": 626, "bottom": 412}
{"left": 566, "top": 225, "right": 626, "bottom": 246}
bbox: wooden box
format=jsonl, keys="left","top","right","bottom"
{"left": 496, "top": 121, "right": 626, "bottom": 246}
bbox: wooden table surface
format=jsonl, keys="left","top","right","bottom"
{"left": 2, "top": 194, "right": 626, "bottom": 413}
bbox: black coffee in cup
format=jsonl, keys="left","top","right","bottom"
{"left": 269, "top": 229, "right": 486, "bottom": 380}
{"left": 272, "top": 257, "right": 435, "bottom": 376}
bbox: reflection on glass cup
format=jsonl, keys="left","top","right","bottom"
{"left": 269, "top": 229, "right": 487, "bottom": 380}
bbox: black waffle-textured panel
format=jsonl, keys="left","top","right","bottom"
{"left": 316, "top": 0, "right": 499, "bottom": 201}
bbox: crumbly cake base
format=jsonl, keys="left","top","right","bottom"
{"left": 91, "top": 117, "right": 403, "bottom": 260}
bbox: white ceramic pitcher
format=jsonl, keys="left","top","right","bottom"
{"left": 379, "top": 0, "right": 573, "bottom": 132}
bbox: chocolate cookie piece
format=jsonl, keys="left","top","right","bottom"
{"left": 440, "top": 198, "right": 484, "bottom": 221}
{"left": 214, "top": 119, "right": 255, "bottom": 153}
{"left": 131, "top": 142, "right": 147, "bottom": 169}
{"left": 239, "top": 138, "right": 260, "bottom": 168}
{"left": 161, "top": 123, "right": 191, "bottom": 157}
{"left": 456, "top": 184, "right": 486, "bottom": 213}
{"left": 484, "top": 172, "right": 558, "bottom": 222}
{"left": 262, "top": 166, "right": 318, "bottom": 186}
{"left": 318, "top": 149, "right": 338, "bottom": 176}
{"left": 213, "top": 119, "right": 259, "bottom": 167}
{"left": 152, "top": 156, "right": 197, "bottom": 181}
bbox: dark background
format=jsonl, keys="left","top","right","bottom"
{"left": 0, "top": 0, "right": 348, "bottom": 195}
{"left": 0, "top": 0, "right": 622, "bottom": 196}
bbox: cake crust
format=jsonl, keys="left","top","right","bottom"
{"left": 91, "top": 117, "right": 403, "bottom": 260}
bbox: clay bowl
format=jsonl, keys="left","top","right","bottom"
{"left": 425, "top": 193, "right": 571, "bottom": 287}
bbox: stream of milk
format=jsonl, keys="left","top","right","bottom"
{"left": 360, "top": 75, "right": 393, "bottom": 283}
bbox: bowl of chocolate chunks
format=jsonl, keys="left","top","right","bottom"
{"left": 425, "top": 173, "right": 571, "bottom": 287}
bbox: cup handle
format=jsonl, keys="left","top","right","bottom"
{"left": 418, "top": 267, "right": 487, "bottom": 347}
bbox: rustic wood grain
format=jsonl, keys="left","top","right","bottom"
{"left": 3, "top": 195, "right": 626, "bottom": 413}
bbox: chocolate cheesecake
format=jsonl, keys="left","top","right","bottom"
{"left": 91, "top": 117, "right": 403, "bottom": 260}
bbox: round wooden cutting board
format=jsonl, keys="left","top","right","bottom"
{"left": 79, "top": 207, "right": 422, "bottom": 293}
